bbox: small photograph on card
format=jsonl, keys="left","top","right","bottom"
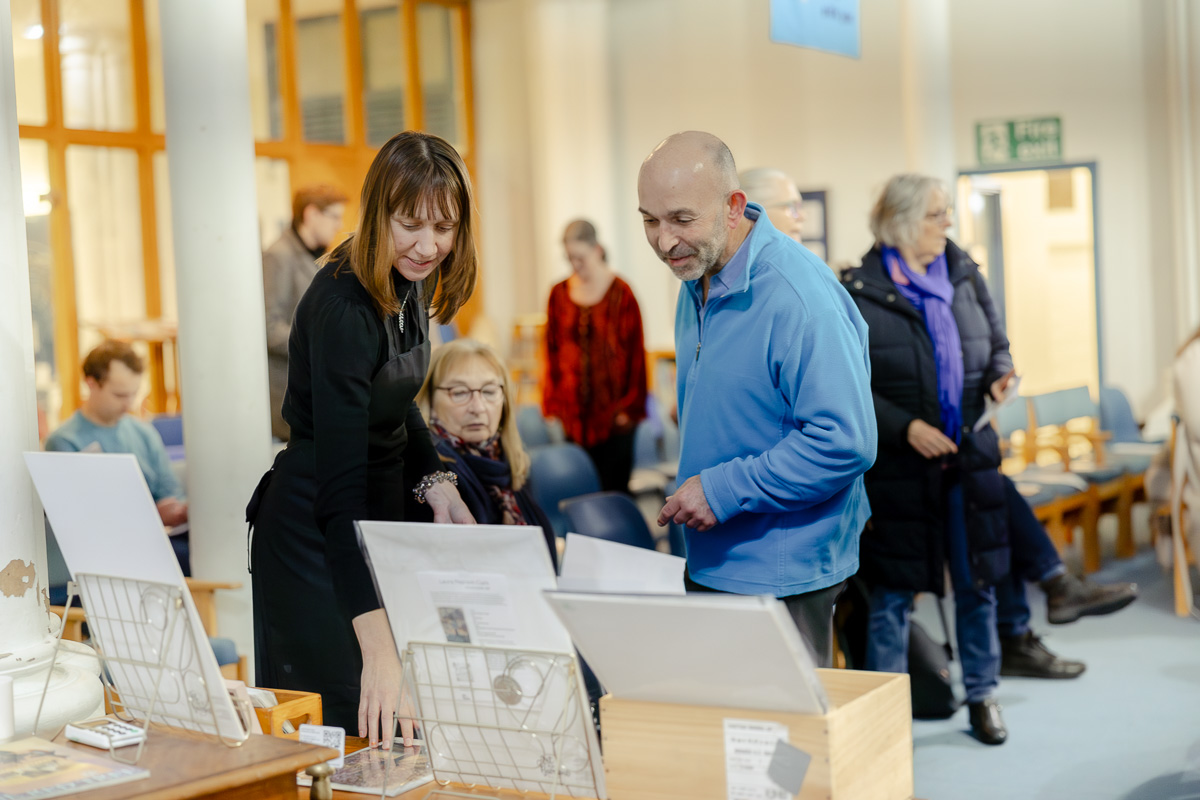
{"left": 438, "top": 607, "right": 470, "bottom": 643}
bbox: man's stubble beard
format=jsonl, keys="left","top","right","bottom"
{"left": 664, "top": 222, "right": 727, "bottom": 282}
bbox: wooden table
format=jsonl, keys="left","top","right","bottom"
{"left": 50, "top": 724, "right": 337, "bottom": 799}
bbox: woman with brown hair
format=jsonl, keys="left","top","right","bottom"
{"left": 248, "top": 131, "right": 477, "bottom": 749}
{"left": 543, "top": 219, "right": 648, "bottom": 492}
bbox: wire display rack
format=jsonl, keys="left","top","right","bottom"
{"left": 403, "top": 642, "right": 603, "bottom": 799}
{"left": 35, "top": 574, "right": 250, "bottom": 763}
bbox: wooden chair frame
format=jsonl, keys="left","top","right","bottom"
{"left": 1022, "top": 398, "right": 1143, "bottom": 572}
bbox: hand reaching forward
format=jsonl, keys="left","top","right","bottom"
{"left": 423, "top": 481, "right": 476, "bottom": 525}
{"left": 657, "top": 475, "right": 717, "bottom": 531}
{"left": 353, "top": 608, "right": 414, "bottom": 749}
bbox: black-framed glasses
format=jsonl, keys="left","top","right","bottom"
{"left": 437, "top": 384, "right": 504, "bottom": 405}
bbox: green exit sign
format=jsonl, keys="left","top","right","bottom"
{"left": 976, "top": 117, "right": 1062, "bottom": 165}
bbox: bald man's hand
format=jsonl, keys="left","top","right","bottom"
{"left": 658, "top": 476, "right": 717, "bottom": 531}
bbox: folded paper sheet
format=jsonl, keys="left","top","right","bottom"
{"left": 544, "top": 592, "right": 829, "bottom": 714}
{"left": 558, "top": 533, "right": 686, "bottom": 594}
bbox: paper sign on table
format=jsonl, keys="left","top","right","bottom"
{"left": 298, "top": 723, "right": 345, "bottom": 768}
{"left": 724, "top": 718, "right": 792, "bottom": 800}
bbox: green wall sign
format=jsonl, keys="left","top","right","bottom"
{"left": 976, "top": 117, "right": 1062, "bottom": 165}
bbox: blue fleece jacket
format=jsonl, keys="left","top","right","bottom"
{"left": 676, "top": 205, "right": 876, "bottom": 596}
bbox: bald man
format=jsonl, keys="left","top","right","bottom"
{"left": 639, "top": 132, "right": 876, "bottom": 666}
{"left": 739, "top": 167, "right": 806, "bottom": 244}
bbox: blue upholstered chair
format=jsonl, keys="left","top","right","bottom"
{"left": 1099, "top": 386, "right": 1146, "bottom": 444}
{"left": 517, "top": 404, "right": 552, "bottom": 449}
{"left": 150, "top": 414, "right": 186, "bottom": 462}
{"left": 1028, "top": 386, "right": 1143, "bottom": 569}
{"left": 561, "top": 492, "right": 657, "bottom": 551}
{"left": 994, "top": 394, "right": 1097, "bottom": 558}
{"left": 528, "top": 443, "right": 602, "bottom": 538}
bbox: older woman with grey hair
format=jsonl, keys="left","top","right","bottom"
{"left": 841, "top": 174, "right": 1014, "bottom": 744}
{"left": 844, "top": 177, "right": 1136, "bottom": 746}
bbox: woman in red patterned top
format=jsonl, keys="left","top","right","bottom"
{"left": 543, "top": 219, "right": 648, "bottom": 493}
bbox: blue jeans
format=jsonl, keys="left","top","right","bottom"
{"left": 865, "top": 482, "right": 1000, "bottom": 703}
{"left": 995, "top": 475, "right": 1066, "bottom": 638}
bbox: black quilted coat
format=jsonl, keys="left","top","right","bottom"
{"left": 842, "top": 241, "right": 1013, "bottom": 594}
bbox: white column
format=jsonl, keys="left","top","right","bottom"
{"left": 1167, "top": 0, "right": 1200, "bottom": 341}
{"left": 0, "top": 0, "right": 103, "bottom": 735}
{"left": 159, "top": 0, "right": 272, "bottom": 672}
{"left": 899, "top": 0, "right": 955, "bottom": 185}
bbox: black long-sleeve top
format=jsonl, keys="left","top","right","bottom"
{"left": 283, "top": 258, "right": 442, "bottom": 618}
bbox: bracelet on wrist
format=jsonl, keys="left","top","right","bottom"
{"left": 413, "top": 471, "right": 458, "bottom": 504}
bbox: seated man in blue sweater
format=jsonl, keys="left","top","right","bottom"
{"left": 639, "top": 132, "right": 877, "bottom": 667}
{"left": 45, "top": 340, "right": 189, "bottom": 571}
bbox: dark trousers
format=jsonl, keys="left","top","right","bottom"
{"left": 864, "top": 482, "right": 1000, "bottom": 703}
{"left": 585, "top": 431, "right": 635, "bottom": 494}
{"left": 685, "top": 573, "right": 846, "bottom": 668}
{"left": 995, "top": 475, "right": 1067, "bottom": 637}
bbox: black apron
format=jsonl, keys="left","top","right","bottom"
{"left": 249, "top": 295, "right": 429, "bottom": 730}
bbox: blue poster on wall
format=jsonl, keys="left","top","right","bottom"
{"left": 769, "top": 0, "right": 861, "bottom": 59}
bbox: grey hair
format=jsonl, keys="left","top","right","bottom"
{"left": 869, "top": 174, "right": 947, "bottom": 249}
{"left": 738, "top": 167, "right": 789, "bottom": 205}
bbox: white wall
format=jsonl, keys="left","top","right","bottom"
{"left": 950, "top": 0, "right": 1170, "bottom": 413}
{"left": 473, "top": 0, "right": 539, "bottom": 355}
{"left": 476, "top": 0, "right": 914, "bottom": 352}
{"left": 472, "top": 0, "right": 1184, "bottom": 411}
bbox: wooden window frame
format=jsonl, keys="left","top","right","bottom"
{"left": 18, "top": 0, "right": 477, "bottom": 417}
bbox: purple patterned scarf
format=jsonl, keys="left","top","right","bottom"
{"left": 882, "top": 246, "right": 964, "bottom": 441}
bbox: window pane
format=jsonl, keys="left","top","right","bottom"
{"left": 256, "top": 157, "right": 293, "bottom": 250}
{"left": 66, "top": 147, "right": 146, "bottom": 359}
{"left": 12, "top": 0, "right": 47, "bottom": 125}
{"left": 247, "top": 0, "right": 284, "bottom": 140}
{"left": 359, "top": 2, "right": 407, "bottom": 147}
{"left": 59, "top": 0, "right": 136, "bottom": 130}
{"left": 294, "top": 0, "right": 346, "bottom": 143}
{"left": 20, "top": 140, "right": 58, "bottom": 428}
{"left": 145, "top": 0, "right": 165, "bottom": 133}
{"left": 417, "top": 3, "right": 464, "bottom": 151}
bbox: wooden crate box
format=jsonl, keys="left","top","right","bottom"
{"left": 600, "top": 669, "right": 912, "bottom": 800}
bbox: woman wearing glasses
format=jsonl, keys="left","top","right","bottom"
{"left": 417, "top": 339, "right": 557, "bottom": 564}
{"left": 842, "top": 174, "right": 1014, "bottom": 745}
{"left": 543, "top": 219, "right": 648, "bottom": 493}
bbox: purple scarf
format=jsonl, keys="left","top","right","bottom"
{"left": 882, "top": 246, "right": 964, "bottom": 441}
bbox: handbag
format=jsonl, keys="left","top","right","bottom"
{"left": 907, "top": 597, "right": 962, "bottom": 719}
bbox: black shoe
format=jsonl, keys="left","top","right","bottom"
{"left": 1000, "top": 630, "right": 1086, "bottom": 679}
{"left": 967, "top": 697, "right": 1008, "bottom": 745}
{"left": 1042, "top": 573, "right": 1138, "bottom": 625}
